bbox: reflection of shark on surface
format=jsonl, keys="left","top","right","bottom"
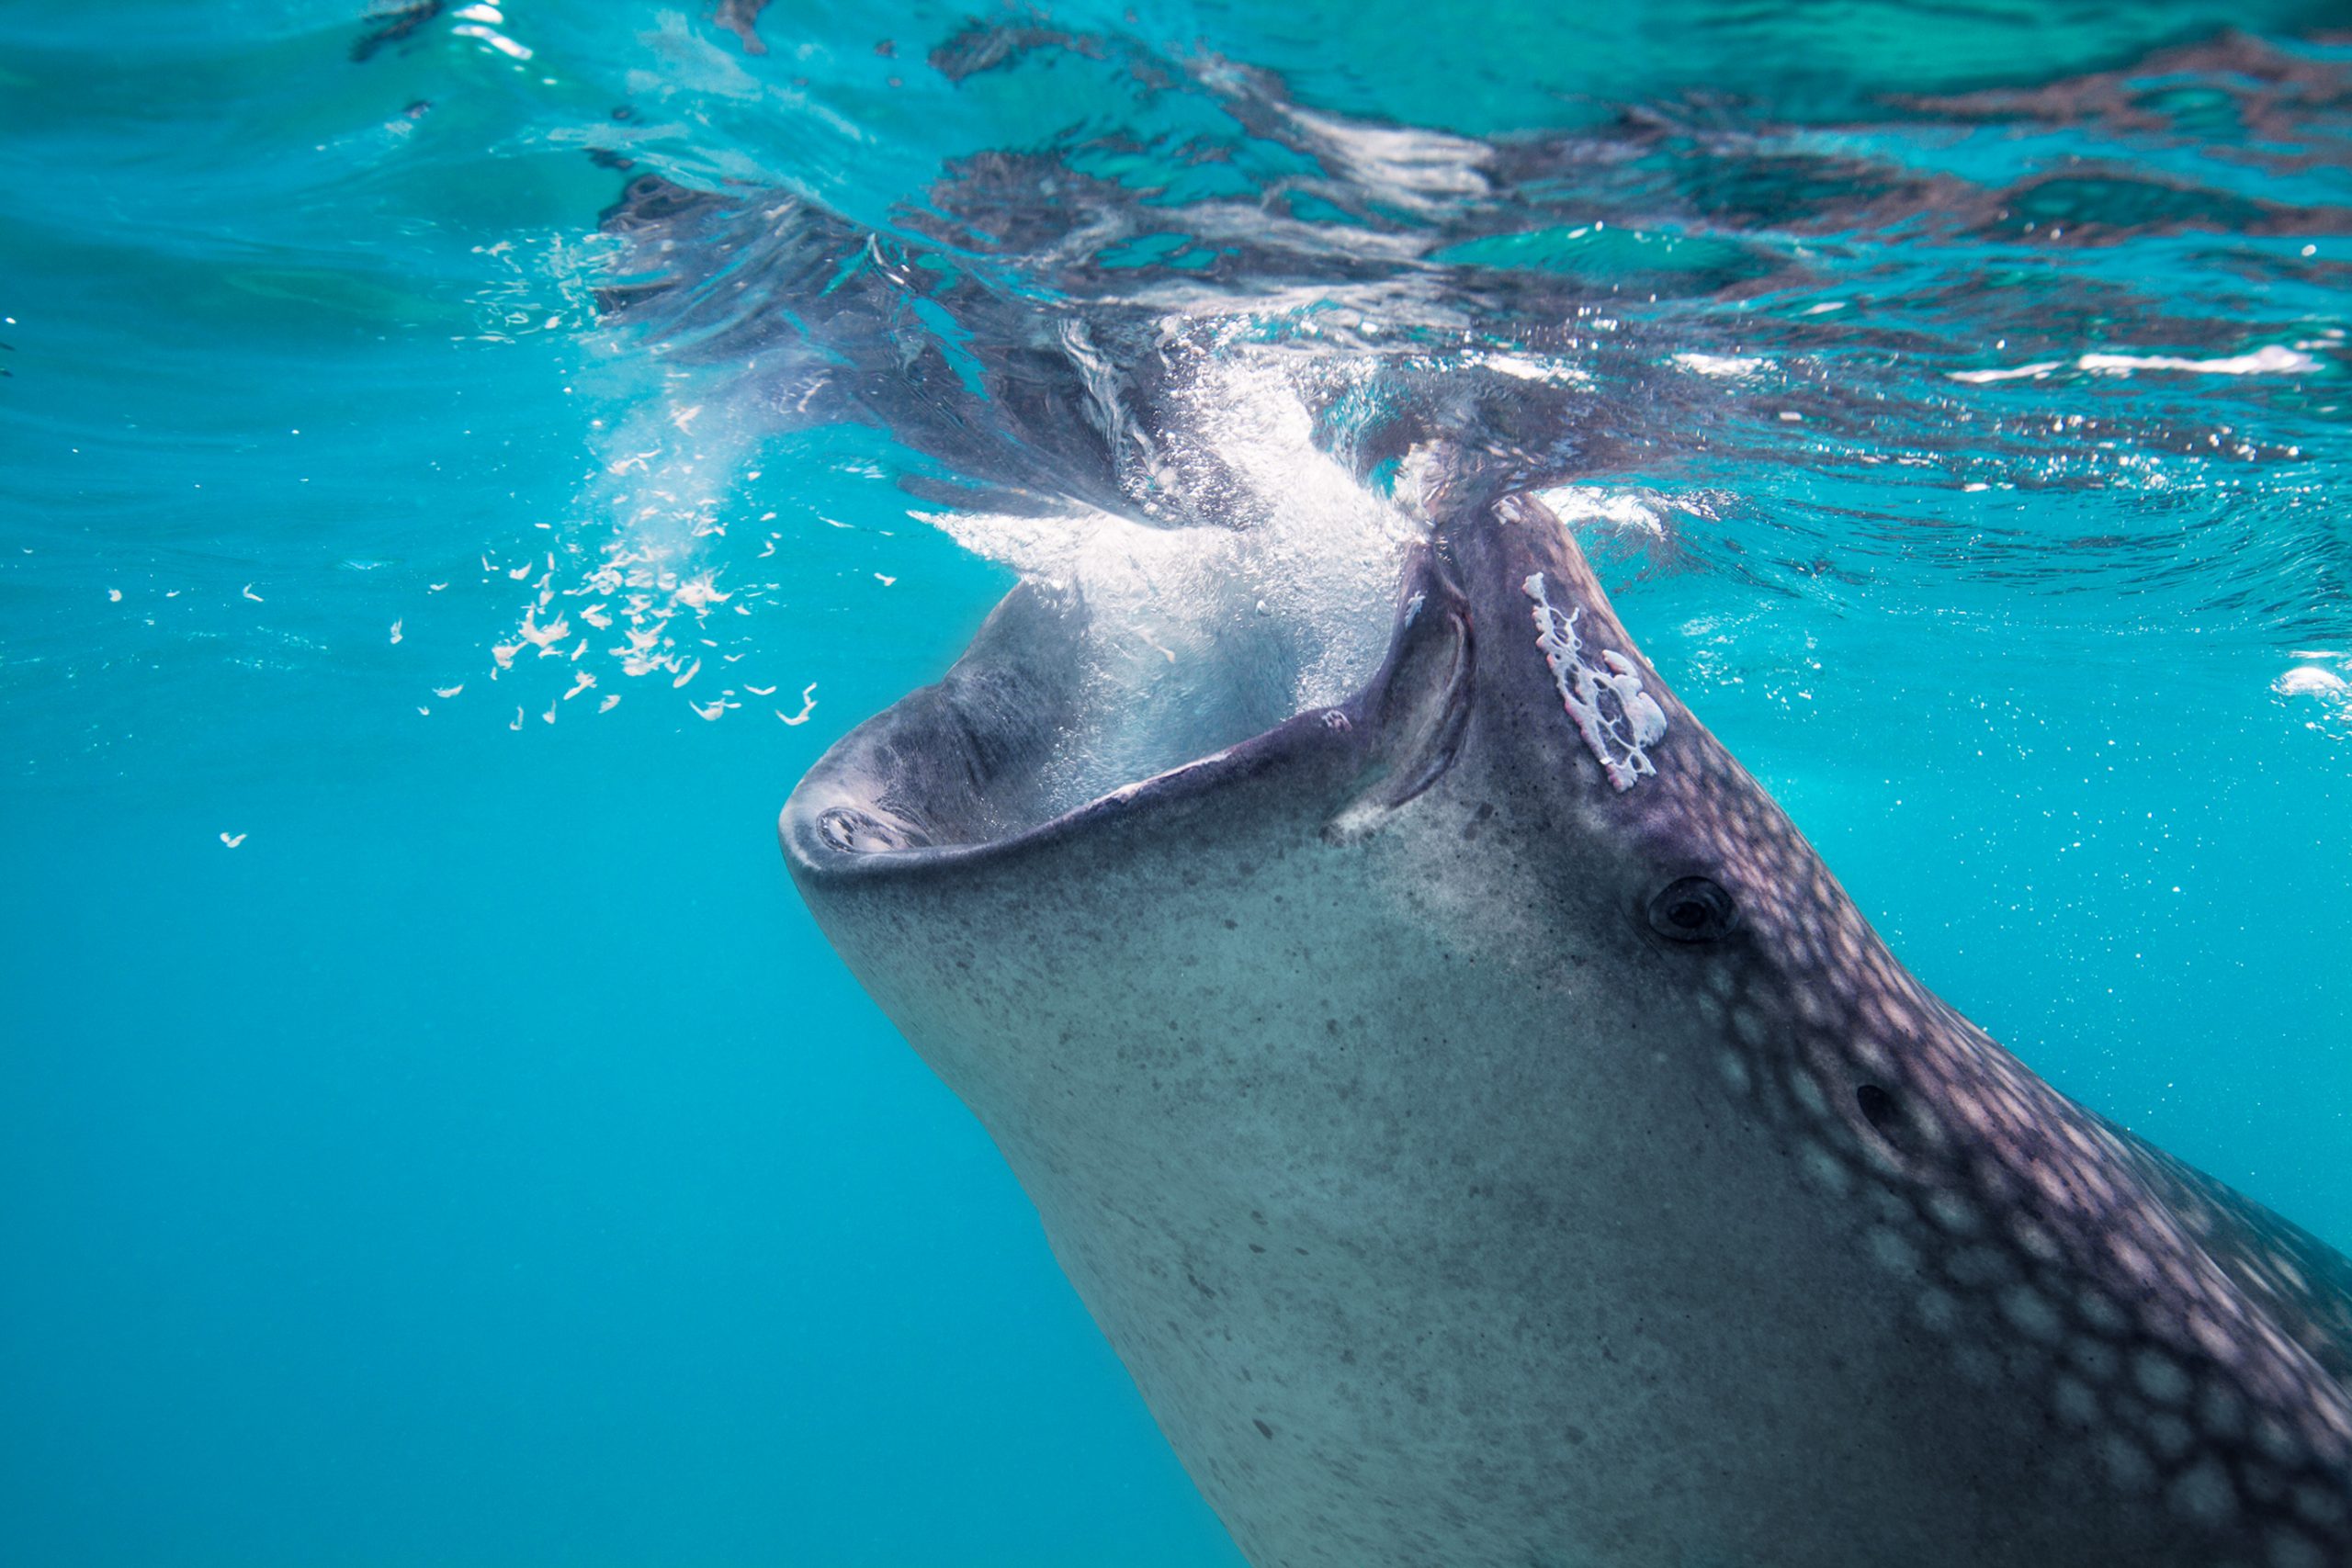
{"left": 565, "top": 11, "right": 2347, "bottom": 542}
{"left": 784, "top": 459, "right": 2352, "bottom": 1567}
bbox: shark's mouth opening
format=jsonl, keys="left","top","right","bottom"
{"left": 975, "top": 515, "right": 1418, "bottom": 808}
{"left": 787, "top": 507, "right": 1419, "bottom": 860}
{"left": 785, "top": 375, "right": 1439, "bottom": 860}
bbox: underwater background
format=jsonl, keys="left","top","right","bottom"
{"left": 2, "top": 2, "right": 2347, "bottom": 1563}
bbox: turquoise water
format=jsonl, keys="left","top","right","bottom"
{"left": 3, "top": 4, "right": 2347, "bottom": 1563}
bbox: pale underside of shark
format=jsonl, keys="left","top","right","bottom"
{"left": 783, "top": 481, "right": 2352, "bottom": 1568}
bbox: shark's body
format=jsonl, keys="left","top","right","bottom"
{"left": 784, "top": 484, "right": 2352, "bottom": 1567}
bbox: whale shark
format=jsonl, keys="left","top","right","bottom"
{"left": 783, "top": 471, "right": 2352, "bottom": 1567}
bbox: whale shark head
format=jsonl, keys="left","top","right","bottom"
{"left": 783, "top": 475, "right": 2352, "bottom": 1568}
{"left": 784, "top": 464, "right": 1913, "bottom": 1126}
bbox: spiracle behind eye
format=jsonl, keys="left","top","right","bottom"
{"left": 1648, "top": 876, "right": 1737, "bottom": 942}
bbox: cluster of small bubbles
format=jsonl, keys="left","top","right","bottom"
{"left": 2272, "top": 656, "right": 2352, "bottom": 741}
{"left": 914, "top": 350, "right": 1423, "bottom": 823}
{"left": 405, "top": 379, "right": 830, "bottom": 733}
{"left": 465, "top": 231, "right": 609, "bottom": 344}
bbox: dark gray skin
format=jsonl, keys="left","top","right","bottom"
{"left": 783, "top": 483, "right": 2352, "bottom": 1567}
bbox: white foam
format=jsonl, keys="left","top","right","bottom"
{"left": 1948, "top": 362, "right": 2062, "bottom": 385}
{"left": 1950, "top": 345, "right": 2316, "bottom": 385}
{"left": 1673, "top": 352, "right": 1773, "bottom": 379}
{"left": 2275, "top": 666, "right": 2349, "bottom": 699}
{"left": 1533, "top": 488, "right": 1669, "bottom": 540}
{"left": 1482, "top": 352, "right": 1592, "bottom": 387}
{"left": 924, "top": 358, "right": 1418, "bottom": 815}
{"left": 2077, "top": 345, "right": 2315, "bottom": 377}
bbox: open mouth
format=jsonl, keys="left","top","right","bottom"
{"left": 779, "top": 527, "right": 1482, "bottom": 874}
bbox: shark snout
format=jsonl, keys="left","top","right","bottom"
{"left": 1423, "top": 490, "right": 1690, "bottom": 804}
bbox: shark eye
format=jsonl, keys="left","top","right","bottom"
{"left": 1649, "top": 876, "right": 1736, "bottom": 942}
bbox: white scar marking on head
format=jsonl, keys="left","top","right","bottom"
{"left": 1522, "top": 572, "right": 1668, "bottom": 790}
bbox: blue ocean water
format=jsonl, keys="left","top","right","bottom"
{"left": 2, "top": 3, "right": 2347, "bottom": 1563}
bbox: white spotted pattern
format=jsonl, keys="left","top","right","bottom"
{"left": 1522, "top": 571, "right": 1668, "bottom": 790}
